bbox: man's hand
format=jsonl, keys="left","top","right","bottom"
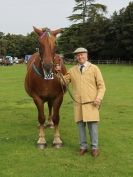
{"left": 55, "top": 65, "right": 61, "bottom": 72}
{"left": 93, "top": 98, "right": 101, "bottom": 108}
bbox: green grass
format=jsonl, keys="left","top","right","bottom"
{"left": 0, "top": 64, "right": 133, "bottom": 177}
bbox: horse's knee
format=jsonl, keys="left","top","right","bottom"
{"left": 38, "top": 112, "right": 46, "bottom": 124}
{"left": 38, "top": 118, "right": 45, "bottom": 125}
{"left": 52, "top": 115, "right": 59, "bottom": 125}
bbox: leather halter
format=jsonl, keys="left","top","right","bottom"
{"left": 32, "top": 54, "right": 62, "bottom": 79}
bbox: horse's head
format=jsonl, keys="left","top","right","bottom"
{"left": 33, "top": 26, "right": 63, "bottom": 79}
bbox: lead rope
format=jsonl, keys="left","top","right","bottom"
{"left": 53, "top": 56, "right": 66, "bottom": 94}
{"left": 57, "top": 72, "right": 94, "bottom": 105}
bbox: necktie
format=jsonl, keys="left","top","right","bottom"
{"left": 80, "top": 65, "right": 84, "bottom": 73}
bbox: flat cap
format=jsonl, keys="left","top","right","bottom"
{"left": 73, "top": 47, "right": 88, "bottom": 54}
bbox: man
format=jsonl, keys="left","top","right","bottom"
{"left": 56, "top": 47, "right": 106, "bottom": 157}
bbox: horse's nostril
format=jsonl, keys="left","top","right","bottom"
{"left": 43, "top": 64, "right": 50, "bottom": 70}
{"left": 43, "top": 62, "right": 53, "bottom": 71}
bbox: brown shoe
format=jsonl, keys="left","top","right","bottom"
{"left": 79, "top": 149, "right": 88, "bottom": 155}
{"left": 91, "top": 149, "right": 99, "bottom": 157}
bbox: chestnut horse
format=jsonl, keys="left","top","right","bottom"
{"left": 25, "top": 27, "right": 67, "bottom": 148}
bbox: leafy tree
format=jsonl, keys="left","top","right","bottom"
{"left": 58, "top": 10, "right": 108, "bottom": 58}
{"left": 0, "top": 31, "right": 38, "bottom": 58}
{"left": 68, "top": 0, "right": 107, "bottom": 23}
{"left": 0, "top": 38, "right": 8, "bottom": 56}
{"left": 104, "top": 2, "right": 133, "bottom": 59}
{"left": 120, "top": 2, "right": 133, "bottom": 58}
{"left": 24, "top": 32, "right": 38, "bottom": 56}
{"left": 58, "top": 1, "right": 133, "bottom": 60}
{"left": 0, "top": 32, "right": 5, "bottom": 39}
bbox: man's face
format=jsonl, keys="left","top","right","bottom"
{"left": 75, "top": 52, "right": 88, "bottom": 64}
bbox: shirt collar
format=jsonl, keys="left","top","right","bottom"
{"left": 78, "top": 61, "right": 91, "bottom": 68}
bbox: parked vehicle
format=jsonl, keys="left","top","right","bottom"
{"left": 3, "top": 56, "right": 13, "bottom": 65}
{"left": 0, "top": 56, "right": 4, "bottom": 65}
{"left": 0, "top": 58, "right": 3, "bottom": 65}
{"left": 25, "top": 55, "right": 32, "bottom": 64}
{"left": 14, "top": 57, "right": 19, "bottom": 64}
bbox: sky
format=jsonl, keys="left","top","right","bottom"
{"left": 0, "top": 0, "right": 132, "bottom": 35}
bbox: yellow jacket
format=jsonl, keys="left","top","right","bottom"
{"left": 64, "top": 63, "right": 106, "bottom": 122}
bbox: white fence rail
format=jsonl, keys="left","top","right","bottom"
{"left": 65, "top": 59, "right": 133, "bottom": 65}
{"left": 90, "top": 60, "right": 133, "bottom": 64}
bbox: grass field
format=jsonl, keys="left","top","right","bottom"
{"left": 0, "top": 64, "right": 133, "bottom": 177}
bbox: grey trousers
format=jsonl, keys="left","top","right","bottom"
{"left": 77, "top": 120, "right": 98, "bottom": 150}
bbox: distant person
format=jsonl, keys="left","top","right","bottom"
{"left": 56, "top": 47, "right": 106, "bottom": 157}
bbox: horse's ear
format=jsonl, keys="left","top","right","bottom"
{"left": 33, "top": 26, "right": 43, "bottom": 36}
{"left": 51, "top": 29, "right": 64, "bottom": 36}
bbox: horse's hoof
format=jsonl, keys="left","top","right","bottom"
{"left": 53, "top": 143, "right": 63, "bottom": 148}
{"left": 37, "top": 143, "right": 47, "bottom": 149}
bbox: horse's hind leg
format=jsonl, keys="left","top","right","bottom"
{"left": 52, "top": 95, "right": 63, "bottom": 148}
{"left": 33, "top": 97, "right": 47, "bottom": 148}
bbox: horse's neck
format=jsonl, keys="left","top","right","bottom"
{"left": 29, "top": 53, "right": 42, "bottom": 71}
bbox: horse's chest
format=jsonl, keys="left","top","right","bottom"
{"left": 34, "top": 80, "right": 60, "bottom": 96}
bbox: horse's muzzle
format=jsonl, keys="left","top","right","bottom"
{"left": 43, "top": 63, "right": 54, "bottom": 80}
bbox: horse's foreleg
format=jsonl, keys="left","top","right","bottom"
{"left": 53, "top": 125, "right": 63, "bottom": 147}
{"left": 52, "top": 95, "right": 63, "bottom": 147}
{"left": 47, "top": 101, "right": 54, "bottom": 128}
{"left": 37, "top": 125, "right": 46, "bottom": 147}
{"left": 33, "top": 97, "right": 47, "bottom": 148}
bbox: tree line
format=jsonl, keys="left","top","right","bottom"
{"left": 0, "top": 0, "right": 133, "bottom": 61}
{"left": 58, "top": 0, "right": 133, "bottom": 60}
{"left": 0, "top": 32, "right": 38, "bottom": 58}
